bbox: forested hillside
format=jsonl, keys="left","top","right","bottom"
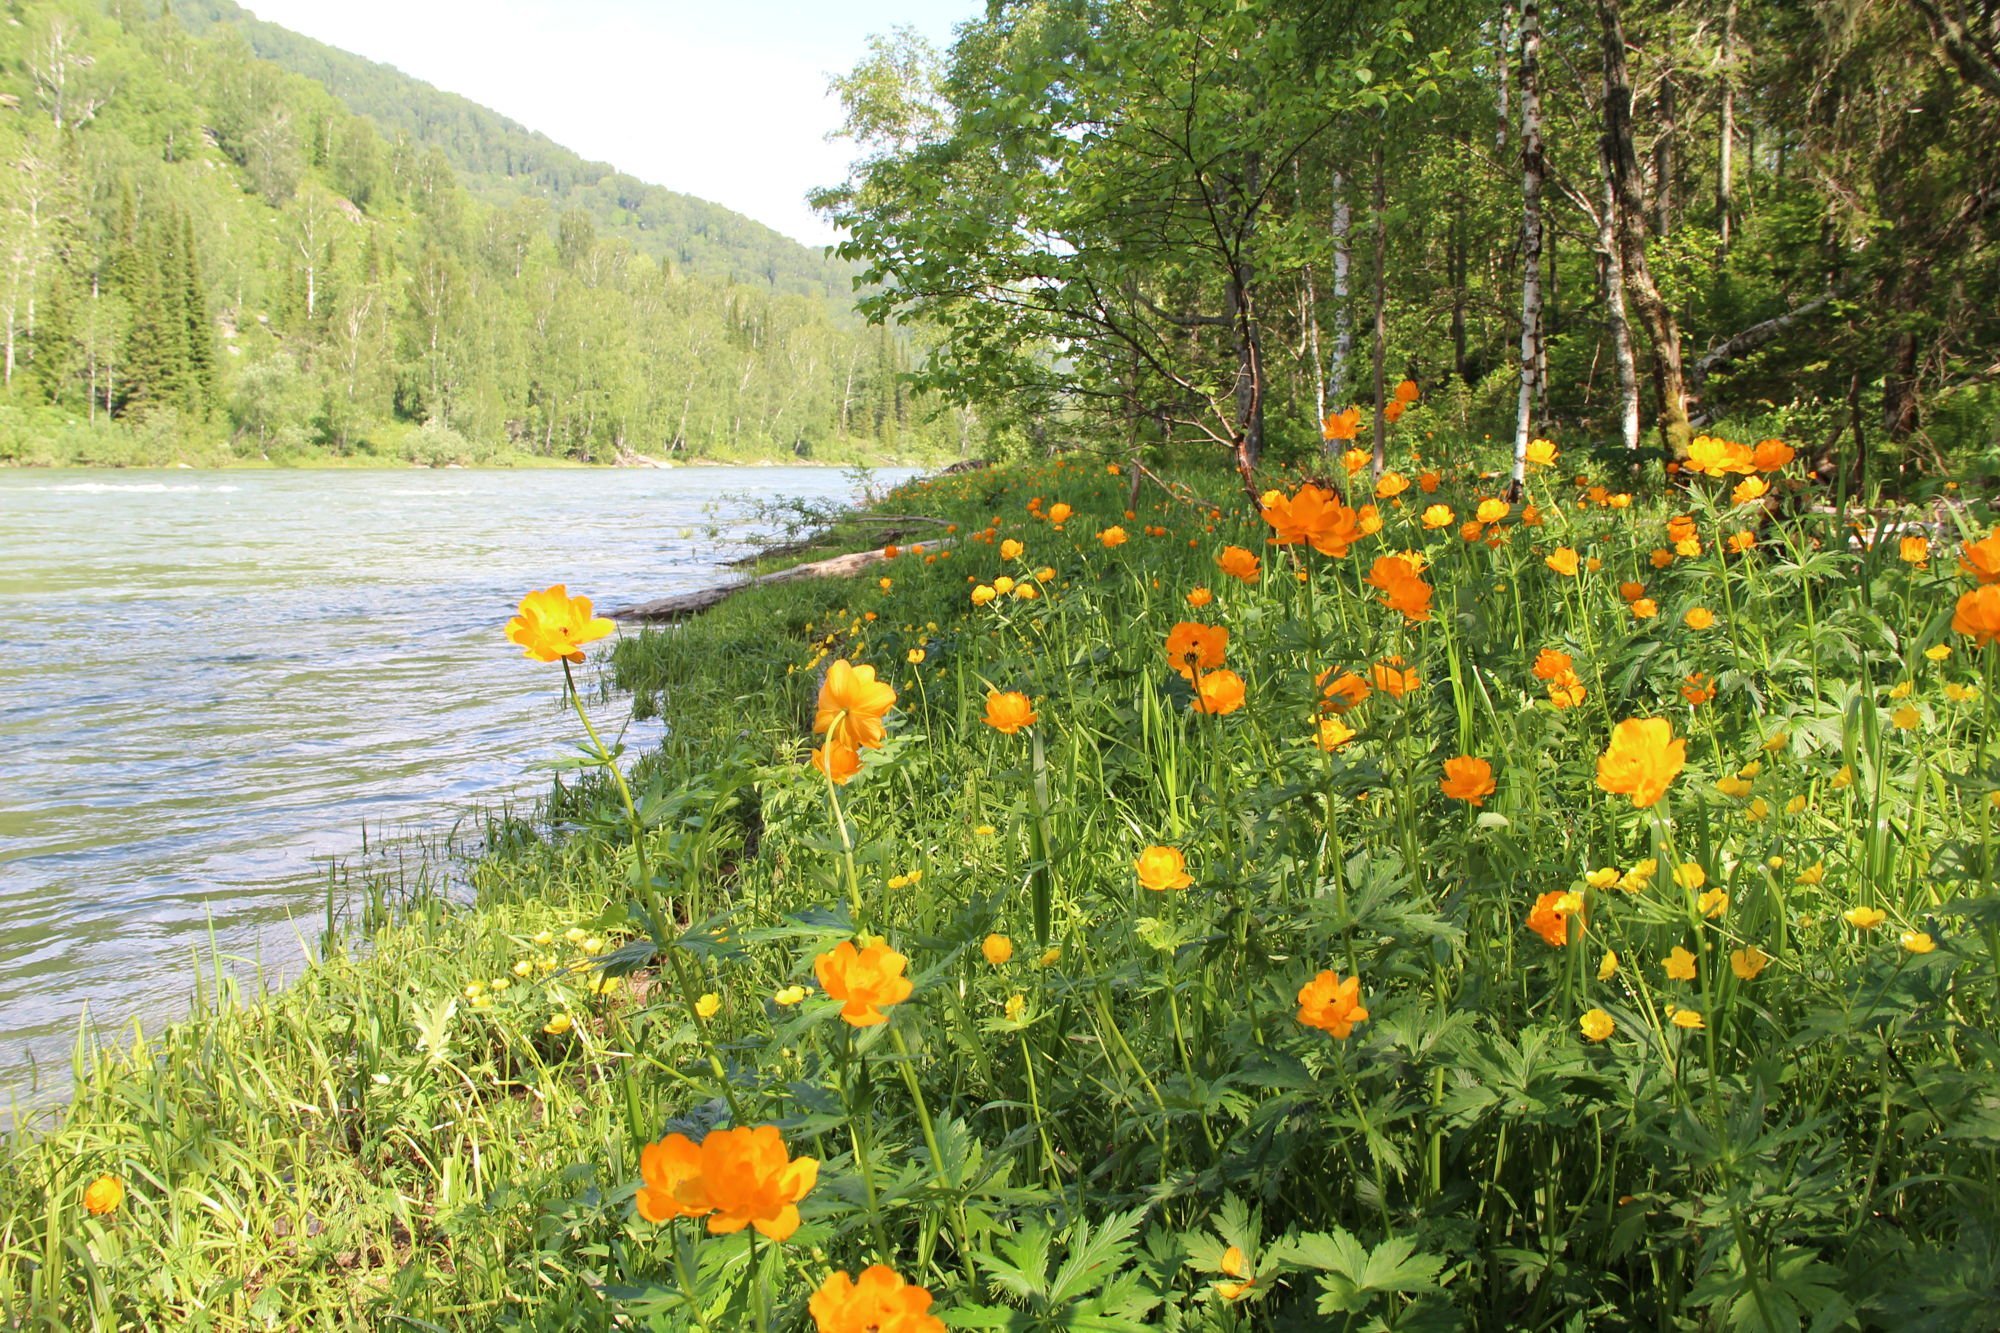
{"left": 0, "top": 0, "right": 958, "bottom": 466}
{"left": 819, "top": 0, "right": 2000, "bottom": 487}
{"left": 168, "top": 0, "right": 857, "bottom": 306}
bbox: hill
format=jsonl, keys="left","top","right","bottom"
{"left": 0, "top": 0, "right": 956, "bottom": 466}
{"left": 168, "top": 0, "right": 856, "bottom": 306}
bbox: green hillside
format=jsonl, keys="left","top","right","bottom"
{"left": 168, "top": 0, "right": 857, "bottom": 305}
{"left": 0, "top": 0, "right": 955, "bottom": 466}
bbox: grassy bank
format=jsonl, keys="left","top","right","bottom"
{"left": 6, "top": 439, "right": 2000, "bottom": 1329}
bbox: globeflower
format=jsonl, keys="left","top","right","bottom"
{"left": 1545, "top": 547, "right": 1580, "bottom": 577}
{"left": 1684, "top": 607, "right": 1715, "bottom": 630}
{"left": 1321, "top": 405, "right": 1362, "bottom": 441}
{"left": 1216, "top": 546, "right": 1261, "bottom": 583}
{"left": 1190, "top": 668, "right": 1246, "bottom": 715}
{"left": 1318, "top": 668, "right": 1371, "bottom": 711}
{"left": 1596, "top": 718, "right": 1686, "bottom": 808}
{"left": 813, "top": 939, "right": 914, "bottom": 1026}
{"left": 1751, "top": 439, "right": 1796, "bottom": 472}
{"left": 1135, "top": 845, "right": 1193, "bottom": 892}
{"left": 1953, "top": 585, "right": 2000, "bottom": 646}
{"left": 1046, "top": 502, "right": 1072, "bottom": 527}
{"left": 1579, "top": 1009, "right": 1614, "bottom": 1042}
{"left": 809, "top": 1265, "right": 945, "bottom": 1333}
{"left": 1394, "top": 377, "right": 1421, "bottom": 404}
{"left": 1186, "top": 586, "right": 1214, "bottom": 608}
{"left": 1296, "top": 970, "right": 1368, "bottom": 1038}
{"left": 811, "top": 742, "right": 861, "bottom": 785}
{"left": 1685, "top": 435, "right": 1754, "bottom": 477}
{"left": 1525, "top": 890, "right": 1581, "bottom": 946}
{"left": 1366, "top": 554, "right": 1433, "bottom": 622}
{"left": 1099, "top": 526, "right": 1128, "bottom": 549}
{"left": 83, "top": 1173, "right": 124, "bottom": 1216}
{"left": 1370, "top": 658, "right": 1421, "bottom": 698}
{"left": 983, "top": 690, "right": 1038, "bottom": 734}
{"left": 1898, "top": 535, "right": 1929, "bottom": 567}
{"left": 1440, "top": 755, "right": 1497, "bottom": 806}
{"left": 1475, "top": 498, "right": 1510, "bottom": 524}
{"left": 815, "top": 660, "right": 897, "bottom": 752}
{"left": 1959, "top": 525, "right": 2000, "bottom": 583}
{"left": 1524, "top": 438, "right": 1558, "bottom": 467}
{"left": 1164, "top": 622, "right": 1228, "bottom": 680}
{"left": 981, "top": 933, "right": 1013, "bottom": 966}
{"left": 1532, "top": 648, "right": 1574, "bottom": 682}
{"left": 1421, "top": 503, "right": 1454, "bottom": 530}
{"left": 636, "top": 1133, "right": 712, "bottom": 1225}
{"left": 1315, "top": 717, "right": 1357, "bottom": 751}
{"left": 693, "top": 1125, "right": 820, "bottom": 1241}
{"left": 505, "top": 585, "right": 616, "bottom": 664}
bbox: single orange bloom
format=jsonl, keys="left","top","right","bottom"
{"left": 1099, "top": 526, "right": 1129, "bottom": 549}
{"left": 1751, "top": 439, "right": 1796, "bottom": 472}
{"left": 505, "top": 585, "right": 617, "bottom": 663}
{"left": 1365, "top": 554, "right": 1433, "bottom": 622}
{"left": 811, "top": 741, "right": 861, "bottom": 785}
{"left": 814, "top": 660, "right": 897, "bottom": 751}
{"left": 1418, "top": 470, "right": 1441, "bottom": 493}
{"left": 1383, "top": 400, "right": 1407, "bottom": 424}
{"left": 1185, "top": 586, "right": 1214, "bottom": 608}
{"left": 1165, "top": 622, "right": 1229, "bottom": 679}
{"left": 1046, "top": 502, "right": 1073, "bottom": 527}
{"left": 1960, "top": 525, "right": 2000, "bottom": 584}
{"left": 1525, "top": 890, "right": 1582, "bottom": 946}
{"left": 1370, "top": 657, "right": 1421, "bottom": 698}
{"left": 1685, "top": 435, "right": 1754, "bottom": 477}
{"left": 814, "top": 939, "right": 915, "bottom": 1027}
{"left": 1532, "top": 648, "right": 1574, "bottom": 682}
{"left": 983, "top": 690, "right": 1038, "bottom": 734}
{"left": 83, "top": 1173, "right": 125, "bottom": 1216}
{"left": 1681, "top": 673, "right": 1716, "bottom": 706}
{"left": 1190, "top": 668, "right": 1246, "bottom": 715}
{"left": 1296, "top": 970, "right": 1368, "bottom": 1038}
{"left": 1548, "top": 679, "right": 1587, "bottom": 709}
{"left": 1618, "top": 581, "right": 1646, "bottom": 603}
{"left": 1216, "top": 546, "right": 1261, "bottom": 583}
{"left": 1954, "top": 585, "right": 2000, "bottom": 646}
{"left": 1375, "top": 471, "right": 1409, "bottom": 500}
{"left": 1545, "top": 547, "right": 1580, "bottom": 577}
{"left": 809, "top": 1265, "right": 946, "bottom": 1333}
{"left": 1321, "top": 405, "right": 1362, "bottom": 441}
{"left": 693, "top": 1125, "right": 820, "bottom": 1241}
{"left": 1596, "top": 718, "right": 1686, "bottom": 808}
{"left": 637, "top": 1133, "right": 712, "bottom": 1224}
{"left": 1317, "top": 667, "right": 1372, "bottom": 712}
{"left": 1393, "top": 378, "right": 1421, "bottom": 404}
{"left": 1440, "top": 755, "right": 1497, "bottom": 806}
{"left": 1134, "top": 844, "right": 1193, "bottom": 891}
{"left": 882, "top": 544, "right": 901, "bottom": 559}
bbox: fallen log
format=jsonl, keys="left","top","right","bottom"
{"left": 611, "top": 541, "right": 947, "bottom": 622}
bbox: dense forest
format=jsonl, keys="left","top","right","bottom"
{"left": 818, "top": 0, "right": 2000, "bottom": 488}
{"left": 0, "top": 0, "right": 964, "bottom": 466}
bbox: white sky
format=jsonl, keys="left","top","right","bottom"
{"left": 237, "top": 0, "right": 978, "bottom": 246}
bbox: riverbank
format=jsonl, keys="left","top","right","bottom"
{"left": 5, "top": 445, "right": 1996, "bottom": 1328}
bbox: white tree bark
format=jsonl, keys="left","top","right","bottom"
{"left": 1510, "top": 0, "right": 1545, "bottom": 494}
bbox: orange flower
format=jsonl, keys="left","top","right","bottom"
{"left": 983, "top": 690, "right": 1038, "bottom": 734}
{"left": 505, "top": 585, "right": 616, "bottom": 663}
{"left": 1375, "top": 471, "right": 1409, "bottom": 500}
{"left": 1370, "top": 657, "right": 1421, "bottom": 698}
{"left": 1525, "top": 890, "right": 1582, "bottom": 946}
{"left": 815, "top": 660, "right": 897, "bottom": 751}
{"left": 1190, "top": 668, "right": 1246, "bottom": 715}
{"left": 1731, "top": 476, "right": 1769, "bottom": 506}
{"left": 814, "top": 940, "right": 915, "bottom": 1026}
{"left": 1046, "top": 502, "right": 1073, "bottom": 527}
{"left": 1596, "top": 718, "right": 1686, "bottom": 807}
{"left": 1365, "top": 554, "right": 1433, "bottom": 622}
{"left": 1618, "top": 580, "right": 1646, "bottom": 603}
{"left": 1960, "top": 525, "right": 2000, "bottom": 583}
{"left": 1685, "top": 435, "right": 1754, "bottom": 477}
{"left": 1440, "top": 755, "right": 1496, "bottom": 806}
{"left": 1296, "top": 970, "right": 1368, "bottom": 1038}
{"left": 637, "top": 1133, "right": 713, "bottom": 1224}
{"left": 1532, "top": 648, "right": 1574, "bottom": 682}
{"left": 1315, "top": 717, "right": 1358, "bottom": 750}
{"left": 1383, "top": 400, "right": 1407, "bottom": 424}
{"left": 1953, "top": 585, "right": 2000, "bottom": 646}
{"left": 1342, "top": 447, "right": 1371, "bottom": 475}
{"left": 1165, "top": 622, "right": 1229, "bottom": 679}
{"left": 809, "top": 1266, "right": 945, "bottom": 1333}
{"left": 1099, "top": 526, "right": 1129, "bottom": 549}
{"left": 1263, "top": 484, "right": 1369, "bottom": 557}
{"left": 1321, "top": 405, "right": 1362, "bottom": 441}
{"left": 1134, "top": 844, "right": 1193, "bottom": 891}
{"left": 691, "top": 1125, "right": 820, "bottom": 1241}
{"left": 1524, "top": 438, "right": 1558, "bottom": 467}
{"left": 1681, "top": 673, "right": 1716, "bottom": 706}
{"left": 1186, "top": 586, "right": 1214, "bottom": 608}
{"left": 811, "top": 741, "right": 862, "bottom": 785}
{"left": 1667, "top": 514, "right": 1699, "bottom": 545}
{"left": 1751, "top": 439, "right": 1796, "bottom": 472}
{"left": 1000, "top": 538, "right": 1025, "bottom": 560}
{"left": 1421, "top": 503, "right": 1455, "bottom": 529}
{"left": 1545, "top": 546, "right": 1580, "bottom": 577}
{"left": 1548, "top": 679, "right": 1587, "bottom": 709}
{"left": 1318, "top": 668, "right": 1372, "bottom": 712}
{"left": 1393, "top": 378, "right": 1420, "bottom": 404}
{"left": 1216, "top": 545, "right": 1261, "bottom": 583}
{"left": 83, "top": 1173, "right": 124, "bottom": 1216}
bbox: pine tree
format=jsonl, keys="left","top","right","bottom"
{"left": 179, "top": 210, "right": 214, "bottom": 413}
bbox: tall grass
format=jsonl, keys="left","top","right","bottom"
{"left": 5, "top": 435, "right": 1998, "bottom": 1330}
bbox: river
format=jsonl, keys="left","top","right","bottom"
{"left": 0, "top": 465, "right": 907, "bottom": 1102}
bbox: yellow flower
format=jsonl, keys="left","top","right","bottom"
{"left": 974, "top": 824, "right": 996, "bottom": 837}
{"left": 1891, "top": 706, "right": 1921, "bottom": 730}
{"left": 774, "top": 985, "right": 807, "bottom": 1006}
{"left": 907, "top": 647, "right": 926, "bottom": 665}
{"left": 971, "top": 584, "right": 997, "bottom": 606}
{"left": 505, "top": 585, "right": 617, "bottom": 664}
{"left": 1000, "top": 538, "right": 1025, "bottom": 560}
{"left": 543, "top": 1011, "right": 574, "bottom": 1036}
{"left": 1697, "top": 888, "right": 1729, "bottom": 919}
{"left": 1669, "top": 1007, "right": 1706, "bottom": 1030}
{"left": 1901, "top": 931, "right": 1936, "bottom": 954}
{"left": 1843, "top": 906, "right": 1886, "bottom": 930}
{"left": 1004, "top": 993, "right": 1026, "bottom": 1022}
{"left": 1831, "top": 765, "right": 1854, "bottom": 789}
{"left": 1597, "top": 950, "right": 1619, "bottom": 981}
{"left": 1744, "top": 797, "right": 1771, "bottom": 822}
{"left": 1134, "top": 845, "right": 1194, "bottom": 892}
{"left": 1422, "top": 503, "right": 1455, "bottom": 530}
{"left": 1476, "top": 498, "right": 1510, "bottom": 524}
{"left": 1730, "top": 946, "right": 1770, "bottom": 980}
{"left": 992, "top": 575, "right": 1016, "bottom": 596}
{"left": 1731, "top": 476, "right": 1769, "bottom": 505}
{"left": 1762, "top": 731, "right": 1790, "bottom": 754}
{"left": 1620, "top": 858, "right": 1658, "bottom": 891}
{"left": 1796, "top": 862, "right": 1825, "bottom": 885}
{"left": 1673, "top": 863, "right": 1706, "bottom": 890}
{"left": 1579, "top": 1008, "right": 1615, "bottom": 1042}
{"left": 533, "top": 930, "right": 554, "bottom": 947}
{"left": 1545, "top": 547, "right": 1580, "bottom": 577}
{"left": 1036, "top": 946, "right": 1062, "bottom": 968}
{"left": 696, "top": 993, "right": 721, "bottom": 1019}
{"left": 1925, "top": 644, "right": 1951, "bottom": 661}
{"left": 1586, "top": 867, "right": 1620, "bottom": 890}
{"left": 1664, "top": 946, "right": 1697, "bottom": 981}
{"left": 1525, "top": 438, "right": 1558, "bottom": 467}
{"left": 1683, "top": 607, "right": 1715, "bottom": 630}
{"left": 982, "top": 933, "right": 1014, "bottom": 966}
{"left": 1315, "top": 717, "right": 1358, "bottom": 751}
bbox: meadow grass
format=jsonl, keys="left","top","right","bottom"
{"left": 5, "top": 438, "right": 2000, "bottom": 1330}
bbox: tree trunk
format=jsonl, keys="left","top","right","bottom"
{"left": 1717, "top": 0, "right": 1736, "bottom": 251}
{"left": 1450, "top": 212, "right": 1470, "bottom": 384}
{"left": 1369, "top": 141, "right": 1389, "bottom": 476}
{"left": 1599, "top": 0, "right": 1692, "bottom": 460}
{"left": 1331, "top": 168, "right": 1354, "bottom": 407}
{"left": 1653, "top": 77, "right": 1676, "bottom": 236}
{"left": 1510, "top": 0, "right": 1545, "bottom": 498}
{"left": 1497, "top": 2, "right": 1515, "bottom": 151}
{"left": 1598, "top": 144, "right": 1641, "bottom": 451}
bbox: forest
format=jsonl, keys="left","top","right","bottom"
{"left": 0, "top": 0, "right": 964, "bottom": 467}
{"left": 817, "top": 0, "right": 2000, "bottom": 487}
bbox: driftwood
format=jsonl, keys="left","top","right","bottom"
{"left": 611, "top": 542, "right": 947, "bottom": 622}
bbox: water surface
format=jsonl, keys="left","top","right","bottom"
{"left": 0, "top": 465, "right": 900, "bottom": 1100}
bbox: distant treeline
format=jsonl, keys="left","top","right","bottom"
{"left": 0, "top": 0, "right": 974, "bottom": 466}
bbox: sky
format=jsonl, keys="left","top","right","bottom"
{"left": 238, "top": 0, "right": 980, "bottom": 247}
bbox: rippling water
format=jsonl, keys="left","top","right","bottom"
{"left": 0, "top": 465, "right": 903, "bottom": 1101}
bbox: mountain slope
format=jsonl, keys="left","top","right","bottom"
{"left": 169, "top": 0, "right": 855, "bottom": 305}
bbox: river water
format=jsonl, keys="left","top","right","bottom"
{"left": 0, "top": 465, "right": 903, "bottom": 1102}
